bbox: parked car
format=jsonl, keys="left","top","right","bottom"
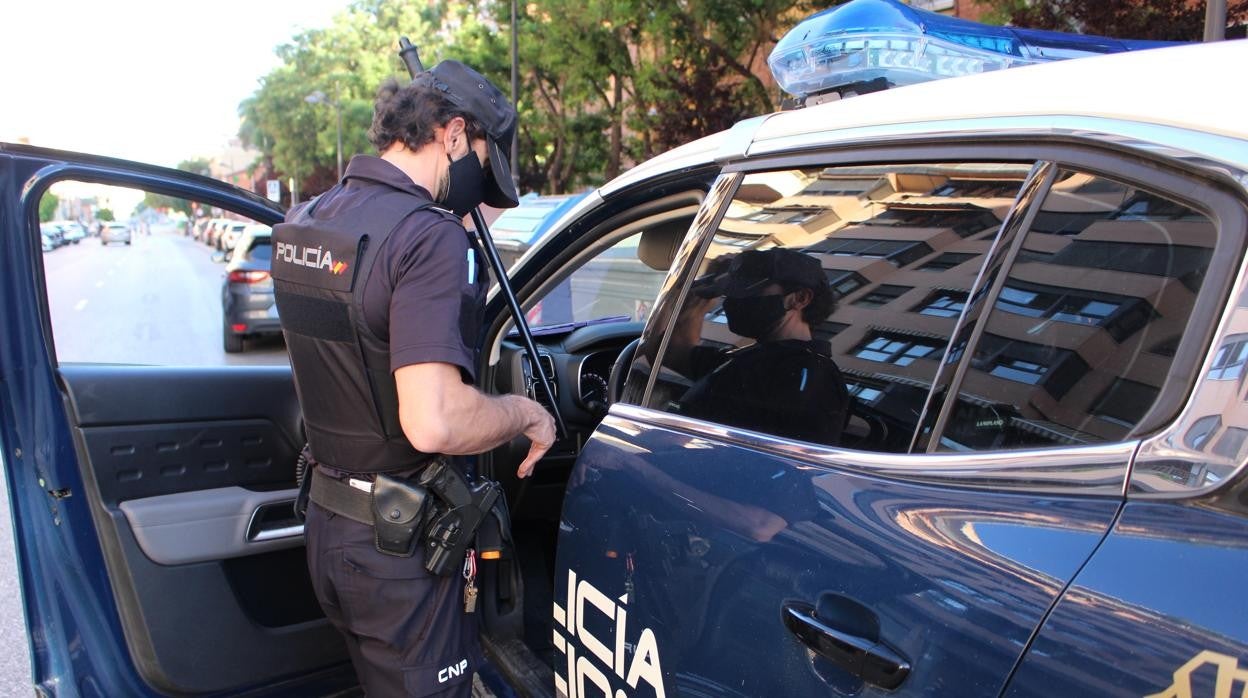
{"left": 201, "top": 218, "right": 221, "bottom": 247}
{"left": 190, "top": 217, "right": 211, "bottom": 241}
{"left": 218, "top": 220, "right": 249, "bottom": 252}
{"left": 38, "top": 222, "right": 65, "bottom": 248}
{"left": 491, "top": 191, "right": 592, "bottom": 270}
{"left": 221, "top": 224, "right": 278, "bottom": 353}
{"left": 39, "top": 231, "right": 54, "bottom": 252}
{"left": 2, "top": 4, "right": 1247, "bottom": 697}
{"left": 202, "top": 218, "right": 222, "bottom": 247}
{"left": 99, "top": 222, "right": 131, "bottom": 245}
{"left": 48, "top": 220, "right": 86, "bottom": 244}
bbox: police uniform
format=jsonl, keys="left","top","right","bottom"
{"left": 272, "top": 154, "right": 489, "bottom": 696}
{"left": 676, "top": 248, "right": 851, "bottom": 446}
{"left": 678, "top": 339, "right": 851, "bottom": 446}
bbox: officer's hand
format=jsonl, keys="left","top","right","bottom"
{"left": 517, "top": 400, "right": 556, "bottom": 478}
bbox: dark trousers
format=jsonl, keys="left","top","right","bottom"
{"left": 306, "top": 502, "right": 480, "bottom": 697}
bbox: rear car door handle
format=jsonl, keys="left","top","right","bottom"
{"left": 781, "top": 601, "right": 910, "bottom": 690}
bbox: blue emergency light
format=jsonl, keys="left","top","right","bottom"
{"left": 769, "top": 0, "right": 1175, "bottom": 102}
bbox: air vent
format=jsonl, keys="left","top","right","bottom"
{"left": 523, "top": 352, "right": 558, "bottom": 406}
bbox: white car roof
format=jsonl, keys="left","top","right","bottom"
{"left": 603, "top": 39, "right": 1248, "bottom": 197}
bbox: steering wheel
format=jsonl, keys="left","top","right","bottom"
{"left": 607, "top": 338, "right": 642, "bottom": 405}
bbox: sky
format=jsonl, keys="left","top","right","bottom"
{"left": 2, "top": 0, "right": 355, "bottom": 168}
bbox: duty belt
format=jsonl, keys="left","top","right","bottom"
{"left": 308, "top": 468, "right": 375, "bottom": 525}
{"left": 307, "top": 460, "right": 506, "bottom": 575}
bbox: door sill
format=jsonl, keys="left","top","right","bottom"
{"left": 483, "top": 635, "right": 555, "bottom": 698}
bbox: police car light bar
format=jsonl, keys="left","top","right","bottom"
{"left": 769, "top": 0, "right": 1176, "bottom": 104}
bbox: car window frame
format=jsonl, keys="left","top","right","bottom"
{"left": 624, "top": 137, "right": 1247, "bottom": 496}
{"left": 20, "top": 162, "right": 284, "bottom": 369}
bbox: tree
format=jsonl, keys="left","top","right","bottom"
{"left": 983, "top": 0, "right": 1248, "bottom": 41}
{"left": 97, "top": 209, "right": 115, "bottom": 222}
{"left": 144, "top": 159, "right": 214, "bottom": 216}
{"left": 39, "top": 192, "right": 59, "bottom": 222}
{"left": 239, "top": 0, "right": 449, "bottom": 199}
{"left": 482, "top": 0, "right": 816, "bottom": 191}
{"left": 238, "top": 0, "right": 821, "bottom": 196}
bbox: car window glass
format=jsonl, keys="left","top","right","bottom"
{"left": 646, "top": 163, "right": 1030, "bottom": 452}
{"left": 527, "top": 232, "right": 668, "bottom": 328}
{"left": 245, "top": 240, "right": 273, "bottom": 262}
{"left": 937, "top": 170, "right": 1216, "bottom": 450}
{"left": 39, "top": 181, "right": 283, "bottom": 365}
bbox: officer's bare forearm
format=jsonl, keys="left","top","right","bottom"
{"left": 396, "top": 362, "right": 546, "bottom": 455}
{"left": 419, "top": 391, "right": 541, "bottom": 455}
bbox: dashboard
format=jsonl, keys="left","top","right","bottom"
{"left": 491, "top": 321, "right": 645, "bottom": 457}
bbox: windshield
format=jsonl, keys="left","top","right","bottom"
{"left": 526, "top": 233, "right": 666, "bottom": 331}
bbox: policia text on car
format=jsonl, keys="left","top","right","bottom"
{"left": 270, "top": 60, "right": 556, "bottom": 696}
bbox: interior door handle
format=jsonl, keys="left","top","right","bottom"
{"left": 246, "top": 500, "right": 304, "bottom": 542}
{"left": 781, "top": 601, "right": 910, "bottom": 690}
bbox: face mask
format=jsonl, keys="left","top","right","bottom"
{"left": 723, "top": 294, "right": 787, "bottom": 339}
{"left": 439, "top": 149, "right": 487, "bottom": 217}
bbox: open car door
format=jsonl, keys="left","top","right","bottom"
{"left": 0, "top": 144, "right": 357, "bottom": 695}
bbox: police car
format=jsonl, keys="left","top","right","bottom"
{"left": 2, "top": 1, "right": 1247, "bottom": 695}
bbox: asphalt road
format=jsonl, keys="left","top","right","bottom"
{"left": 0, "top": 463, "right": 32, "bottom": 695}
{"left": 0, "top": 225, "right": 289, "bottom": 694}
{"left": 43, "top": 225, "right": 289, "bottom": 366}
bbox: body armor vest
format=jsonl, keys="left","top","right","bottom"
{"left": 271, "top": 189, "right": 450, "bottom": 472}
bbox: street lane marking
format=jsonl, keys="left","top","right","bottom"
{"left": 74, "top": 299, "right": 88, "bottom": 312}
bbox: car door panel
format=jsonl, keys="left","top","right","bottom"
{"left": 119, "top": 486, "right": 303, "bottom": 565}
{"left": 1003, "top": 502, "right": 1248, "bottom": 697}
{"left": 554, "top": 409, "right": 1121, "bottom": 697}
{"left": 0, "top": 147, "right": 356, "bottom": 696}
{"left": 60, "top": 364, "right": 346, "bottom": 695}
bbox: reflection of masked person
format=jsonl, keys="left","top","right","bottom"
{"left": 677, "top": 248, "right": 851, "bottom": 446}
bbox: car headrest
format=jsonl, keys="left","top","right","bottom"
{"left": 638, "top": 217, "right": 692, "bottom": 271}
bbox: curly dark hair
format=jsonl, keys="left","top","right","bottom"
{"left": 784, "top": 282, "right": 836, "bottom": 326}
{"left": 367, "top": 77, "right": 485, "bottom": 153}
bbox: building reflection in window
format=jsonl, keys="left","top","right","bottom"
{"left": 652, "top": 163, "right": 1032, "bottom": 453}
{"left": 941, "top": 171, "right": 1215, "bottom": 451}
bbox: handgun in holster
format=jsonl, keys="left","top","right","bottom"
{"left": 419, "top": 458, "right": 501, "bottom": 576}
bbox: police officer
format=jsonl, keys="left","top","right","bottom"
{"left": 271, "top": 62, "right": 555, "bottom": 696}
{"left": 671, "top": 248, "right": 851, "bottom": 446}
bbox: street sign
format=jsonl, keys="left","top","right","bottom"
{"left": 266, "top": 180, "right": 281, "bottom": 202}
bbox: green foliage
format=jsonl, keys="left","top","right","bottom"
{"left": 980, "top": 0, "right": 1248, "bottom": 40}
{"left": 239, "top": 0, "right": 447, "bottom": 196}
{"left": 144, "top": 159, "right": 215, "bottom": 216}
{"left": 39, "top": 193, "right": 59, "bottom": 222}
{"left": 239, "top": 0, "right": 818, "bottom": 196}
{"left": 97, "top": 209, "right": 115, "bottom": 222}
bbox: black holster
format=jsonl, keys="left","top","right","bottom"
{"left": 420, "top": 459, "right": 501, "bottom": 576}
{"left": 371, "top": 474, "right": 430, "bottom": 557}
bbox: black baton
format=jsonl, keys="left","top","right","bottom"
{"left": 397, "top": 37, "right": 567, "bottom": 440}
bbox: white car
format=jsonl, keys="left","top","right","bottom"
{"left": 51, "top": 220, "right": 87, "bottom": 244}
{"left": 100, "top": 222, "right": 131, "bottom": 245}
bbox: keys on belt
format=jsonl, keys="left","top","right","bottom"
{"left": 463, "top": 549, "right": 478, "bottom": 614}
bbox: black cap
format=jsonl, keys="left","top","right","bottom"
{"left": 702, "top": 248, "right": 829, "bottom": 298}
{"left": 417, "top": 60, "right": 520, "bottom": 209}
